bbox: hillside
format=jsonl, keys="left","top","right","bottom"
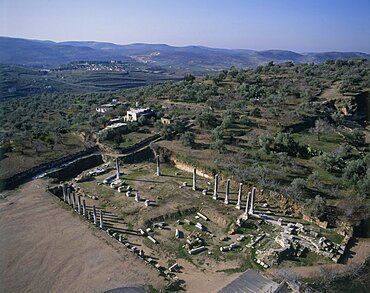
{"left": 1, "top": 37, "right": 369, "bottom": 71}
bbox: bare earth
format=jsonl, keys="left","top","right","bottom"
{"left": 0, "top": 179, "right": 241, "bottom": 293}
{"left": 0, "top": 179, "right": 165, "bottom": 293}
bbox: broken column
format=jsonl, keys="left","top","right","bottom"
{"left": 213, "top": 174, "right": 219, "bottom": 200}
{"left": 82, "top": 199, "right": 87, "bottom": 217}
{"left": 93, "top": 205, "right": 97, "bottom": 225}
{"left": 245, "top": 191, "right": 251, "bottom": 215}
{"left": 192, "top": 168, "right": 197, "bottom": 191}
{"left": 156, "top": 155, "right": 160, "bottom": 176}
{"left": 249, "top": 187, "right": 256, "bottom": 215}
{"left": 236, "top": 183, "right": 243, "bottom": 209}
{"left": 224, "top": 179, "right": 230, "bottom": 204}
{"left": 115, "top": 158, "right": 120, "bottom": 180}
{"left": 77, "top": 196, "right": 82, "bottom": 215}
{"left": 62, "top": 184, "right": 67, "bottom": 202}
{"left": 135, "top": 192, "right": 140, "bottom": 202}
{"left": 99, "top": 210, "right": 104, "bottom": 229}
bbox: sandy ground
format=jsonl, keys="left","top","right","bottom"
{"left": 0, "top": 179, "right": 165, "bottom": 293}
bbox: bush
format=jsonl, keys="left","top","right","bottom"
{"left": 180, "top": 131, "right": 195, "bottom": 148}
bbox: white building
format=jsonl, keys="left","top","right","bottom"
{"left": 96, "top": 99, "right": 121, "bottom": 113}
{"left": 97, "top": 122, "right": 128, "bottom": 140}
{"left": 124, "top": 108, "right": 154, "bottom": 122}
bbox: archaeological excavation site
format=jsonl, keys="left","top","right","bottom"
{"left": 44, "top": 143, "right": 355, "bottom": 292}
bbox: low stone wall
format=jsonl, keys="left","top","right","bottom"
{"left": 119, "top": 134, "right": 161, "bottom": 154}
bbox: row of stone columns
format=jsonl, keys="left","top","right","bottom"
{"left": 210, "top": 175, "right": 256, "bottom": 213}
{"left": 60, "top": 184, "right": 104, "bottom": 229}
{"left": 156, "top": 164, "right": 256, "bottom": 214}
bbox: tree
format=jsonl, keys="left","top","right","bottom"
{"left": 344, "top": 129, "right": 365, "bottom": 147}
{"left": 160, "top": 125, "right": 173, "bottom": 140}
{"left": 210, "top": 139, "right": 226, "bottom": 153}
{"left": 305, "top": 195, "right": 326, "bottom": 218}
{"left": 259, "top": 134, "right": 273, "bottom": 154}
{"left": 239, "top": 115, "right": 251, "bottom": 126}
{"left": 317, "top": 152, "right": 345, "bottom": 173}
{"left": 331, "top": 112, "right": 344, "bottom": 126}
{"left": 183, "top": 73, "right": 195, "bottom": 84}
{"left": 310, "top": 119, "right": 331, "bottom": 141}
{"left": 288, "top": 178, "right": 306, "bottom": 199}
{"left": 196, "top": 111, "right": 218, "bottom": 129}
{"left": 307, "top": 171, "right": 322, "bottom": 189}
{"left": 212, "top": 126, "right": 225, "bottom": 140}
{"left": 138, "top": 115, "right": 147, "bottom": 126}
{"left": 343, "top": 157, "right": 368, "bottom": 185}
{"left": 274, "top": 132, "right": 302, "bottom": 157}
{"left": 180, "top": 131, "right": 195, "bottom": 148}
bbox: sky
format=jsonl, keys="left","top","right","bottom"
{"left": 1, "top": 0, "right": 369, "bottom": 53}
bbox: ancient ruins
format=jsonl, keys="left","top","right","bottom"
{"left": 47, "top": 148, "right": 352, "bottom": 290}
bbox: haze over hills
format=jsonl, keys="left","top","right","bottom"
{"left": 1, "top": 36, "right": 369, "bottom": 71}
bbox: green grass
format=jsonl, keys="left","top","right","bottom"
{"left": 292, "top": 131, "right": 343, "bottom": 153}
{"left": 319, "top": 229, "right": 345, "bottom": 244}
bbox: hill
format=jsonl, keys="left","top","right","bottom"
{"left": 1, "top": 37, "right": 369, "bottom": 71}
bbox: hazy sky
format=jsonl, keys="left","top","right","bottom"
{"left": 1, "top": 0, "right": 369, "bottom": 52}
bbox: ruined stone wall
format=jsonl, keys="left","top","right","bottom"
{"left": 0, "top": 147, "right": 99, "bottom": 191}
{"left": 172, "top": 160, "right": 213, "bottom": 179}
{"left": 143, "top": 207, "right": 197, "bottom": 227}
{"left": 48, "top": 153, "right": 103, "bottom": 181}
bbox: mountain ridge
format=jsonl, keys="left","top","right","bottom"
{"left": 1, "top": 36, "right": 369, "bottom": 71}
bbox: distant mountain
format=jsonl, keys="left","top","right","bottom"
{"left": 1, "top": 36, "right": 369, "bottom": 71}
{"left": 0, "top": 37, "right": 131, "bottom": 66}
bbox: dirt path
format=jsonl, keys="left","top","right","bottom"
{"left": 0, "top": 180, "right": 165, "bottom": 293}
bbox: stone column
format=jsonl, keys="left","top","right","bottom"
{"left": 82, "top": 199, "right": 87, "bottom": 217}
{"left": 77, "top": 196, "right": 82, "bottom": 215}
{"left": 93, "top": 205, "right": 97, "bottom": 225}
{"left": 192, "top": 168, "right": 197, "bottom": 191}
{"left": 224, "top": 179, "right": 230, "bottom": 205}
{"left": 236, "top": 183, "right": 243, "bottom": 209}
{"left": 67, "top": 188, "right": 71, "bottom": 205}
{"left": 116, "top": 158, "right": 120, "bottom": 180}
{"left": 99, "top": 210, "right": 104, "bottom": 229}
{"left": 135, "top": 192, "right": 140, "bottom": 202}
{"left": 156, "top": 155, "right": 160, "bottom": 176}
{"left": 62, "top": 184, "right": 67, "bottom": 202}
{"left": 72, "top": 192, "right": 77, "bottom": 211}
{"left": 213, "top": 174, "right": 219, "bottom": 200}
{"left": 245, "top": 191, "right": 251, "bottom": 215}
{"left": 249, "top": 187, "right": 256, "bottom": 215}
